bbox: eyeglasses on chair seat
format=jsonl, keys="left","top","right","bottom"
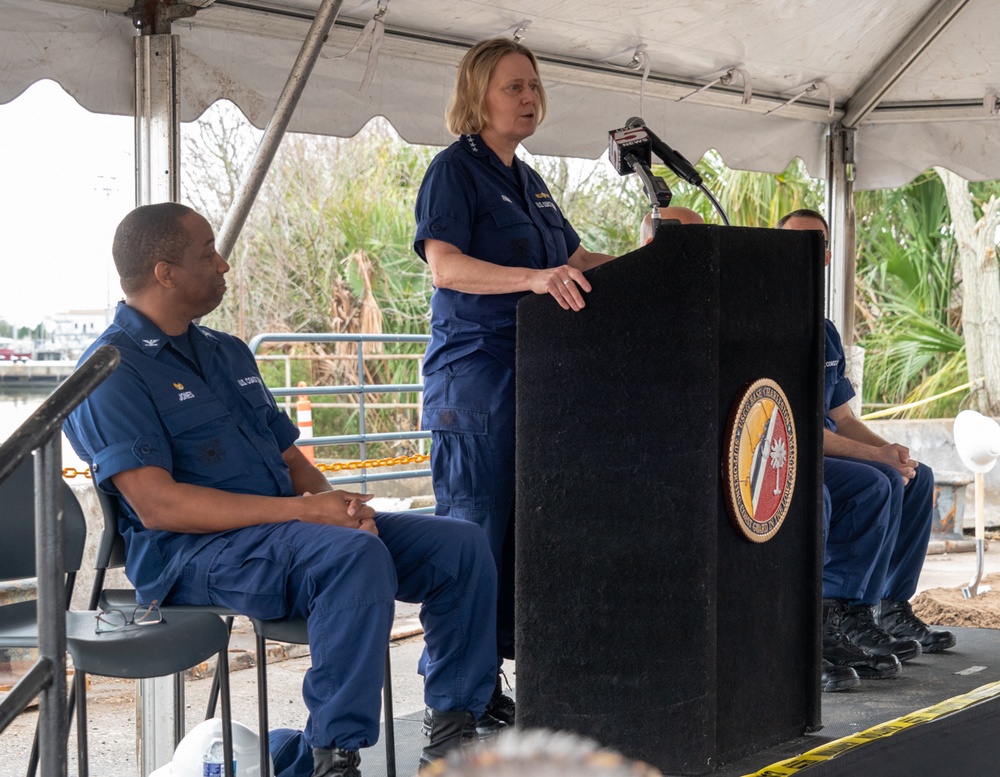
{"left": 95, "top": 601, "right": 163, "bottom": 632}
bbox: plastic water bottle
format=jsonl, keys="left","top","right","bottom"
{"left": 203, "top": 739, "right": 237, "bottom": 777}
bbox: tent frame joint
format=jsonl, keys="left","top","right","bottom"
{"left": 127, "top": 0, "right": 200, "bottom": 35}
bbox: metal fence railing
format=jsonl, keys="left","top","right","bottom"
{"left": 248, "top": 333, "right": 434, "bottom": 511}
{"left": 0, "top": 345, "right": 120, "bottom": 777}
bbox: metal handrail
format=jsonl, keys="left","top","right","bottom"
{"left": 269, "top": 383, "right": 425, "bottom": 398}
{"left": 247, "top": 333, "right": 431, "bottom": 349}
{"left": 0, "top": 346, "right": 120, "bottom": 485}
{"left": 0, "top": 345, "right": 120, "bottom": 777}
{"left": 248, "top": 333, "right": 434, "bottom": 505}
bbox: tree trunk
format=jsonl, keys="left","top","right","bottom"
{"left": 935, "top": 167, "right": 1000, "bottom": 416}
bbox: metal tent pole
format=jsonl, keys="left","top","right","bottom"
{"left": 135, "top": 33, "right": 181, "bottom": 206}
{"left": 216, "top": 0, "right": 346, "bottom": 260}
{"left": 134, "top": 9, "right": 183, "bottom": 770}
{"left": 825, "top": 125, "right": 856, "bottom": 344}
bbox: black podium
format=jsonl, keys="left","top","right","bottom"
{"left": 515, "top": 225, "right": 826, "bottom": 774}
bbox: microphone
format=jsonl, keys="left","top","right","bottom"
{"left": 608, "top": 124, "right": 653, "bottom": 176}
{"left": 625, "top": 117, "right": 703, "bottom": 186}
{"left": 607, "top": 124, "right": 672, "bottom": 208}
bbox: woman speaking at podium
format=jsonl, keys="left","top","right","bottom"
{"left": 413, "top": 37, "right": 615, "bottom": 727}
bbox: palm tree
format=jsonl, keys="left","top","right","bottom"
{"left": 852, "top": 173, "right": 966, "bottom": 416}
{"left": 694, "top": 154, "right": 822, "bottom": 228}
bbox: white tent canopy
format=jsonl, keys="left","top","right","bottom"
{"left": 5, "top": 3, "right": 998, "bottom": 768}
{"left": 3, "top": 0, "right": 1000, "bottom": 190}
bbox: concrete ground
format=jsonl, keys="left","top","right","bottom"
{"left": 914, "top": 537, "right": 998, "bottom": 594}
{"left": 2, "top": 542, "right": 995, "bottom": 777}
{"left": 0, "top": 600, "right": 504, "bottom": 777}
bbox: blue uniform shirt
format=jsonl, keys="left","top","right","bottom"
{"left": 64, "top": 302, "right": 299, "bottom": 603}
{"left": 413, "top": 134, "right": 581, "bottom": 373}
{"left": 824, "top": 318, "right": 856, "bottom": 432}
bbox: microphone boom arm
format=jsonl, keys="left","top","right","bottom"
{"left": 627, "top": 153, "right": 673, "bottom": 209}
{"left": 624, "top": 116, "right": 731, "bottom": 225}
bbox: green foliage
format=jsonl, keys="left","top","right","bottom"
{"left": 181, "top": 102, "right": 999, "bottom": 421}
{"left": 675, "top": 154, "right": 992, "bottom": 419}
{"left": 17, "top": 324, "right": 43, "bottom": 340}
{"left": 183, "top": 111, "right": 434, "bottom": 453}
{"left": 529, "top": 154, "right": 649, "bottom": 254}
{"left": 216, "top": 128, "right": 435, "bottom": 341}
{"left": 698, "top": 154, "right": 822, "bottom": 228}
{"left": 854, "top": 173, "right": 964, "bottom": 416}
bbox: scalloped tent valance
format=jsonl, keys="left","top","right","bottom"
{"left": 2, "top": 0, "right": 998, "bottom": 190}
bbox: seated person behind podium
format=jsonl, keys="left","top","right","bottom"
{"left": 639, "top": 206, "right": 704, "bottom": 245}
{"left": 63, "top": 203, "right": 499, "bottom": 777}
{"left": 777, "top": 208, "right": 955, "bottom": 681}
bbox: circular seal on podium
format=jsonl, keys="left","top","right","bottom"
{"left": 724, "top": 378, "right": 797, "bottom": 542}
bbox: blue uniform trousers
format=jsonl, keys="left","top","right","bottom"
{"left": 824, "top": 457, "right": 934, "bottom": 605}
{"left": 166, "top": 512, "right": 497, "bottom": 752}
{"left": 423, "top": 352, "right": 516, "bottom": 667}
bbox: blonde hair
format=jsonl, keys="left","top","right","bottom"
{"left": 446, "top": 38, "right": 548, "bottom": 136}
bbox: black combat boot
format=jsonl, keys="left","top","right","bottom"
{"left": 312, "top": 746, "right": 361, "bottom": 777}
{"left": 823, "top": 599, "right": 901, "bottom": 679}
{"left": 841, "top": 602, "right": 922, "bottom": 661}
{"left": 419, "top": 709, "right": 477, "bottom": 771}
{"left": 821, "top": 659, "right": 860, "bottom": 693}
{"left": 422, "top": 706, "right": 507, "bottom": 740}
{"left": 484, "top": 672, "right": 515, "bottom": 725}
{"left": 422, "top": 672, "right": 513, "bottom": 740}
{"left": 875, "top": 598, "right": 956, "bottom": 653}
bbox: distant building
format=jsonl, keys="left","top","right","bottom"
{"left": 39, "top": 308, "right": 113, "bottom": 360}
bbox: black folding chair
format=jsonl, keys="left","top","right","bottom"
{"left": 0, "top": 457, "right": 234, "bottom": 777}
{"left": 92, "top": 486, "right": 397, "bottom": 777}
{"left": 64, "top": 605, "right": 234, "bottom": 777}
{"left": 0, "top": 457, "right": 86, "bottom": 777}
{"left": 83, "top": 486, "right": 237, "bottom": 776}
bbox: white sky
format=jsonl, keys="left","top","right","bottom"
{"left": 0, "top": 80, "right": 135, "bottom": 329}
{"left": 0, "top": 81, "right": 652, "bottom": 336}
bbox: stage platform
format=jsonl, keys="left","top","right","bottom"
{"left": 363, "top": 626, "right": 1000, "bottom": 776}
{"left": 718, "top": 626, "right": 1000, "bottom": 776}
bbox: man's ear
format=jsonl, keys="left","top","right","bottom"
{"left": 153, "top": 260, "right": 176, "bottom": 288}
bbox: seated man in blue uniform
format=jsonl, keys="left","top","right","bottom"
{"left": 778, "top": 209, "right": 956, "bottom": 678}
{"left": 64, "top": 203, "right": 499, "bottom": 777}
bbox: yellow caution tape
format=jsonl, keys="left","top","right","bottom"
{"left": 743, "top": 680, "right": 1000, "bottom": 776}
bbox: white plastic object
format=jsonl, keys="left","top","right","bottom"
{"left": 954, "top": 410, "right": 1000, "bottom": 474}
{"left": 149, "top": 718, "right": 272, "bottom": 777}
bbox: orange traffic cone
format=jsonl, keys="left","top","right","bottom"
{"left": 296, "top": 381, "right": 315, "bottom": 464}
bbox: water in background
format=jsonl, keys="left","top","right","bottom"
{"left": 0, "top": 389, "right": 89, "bottom": 470}
{"left": 0, "top": 390, "right": 49, "bottom": 438}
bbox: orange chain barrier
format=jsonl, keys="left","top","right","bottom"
{"left": 316, "top": 454, "right": 430, "bottom": 472}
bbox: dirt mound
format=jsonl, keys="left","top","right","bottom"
{"left": 912, "top": 573, "right": 1000, "bottom": 629}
